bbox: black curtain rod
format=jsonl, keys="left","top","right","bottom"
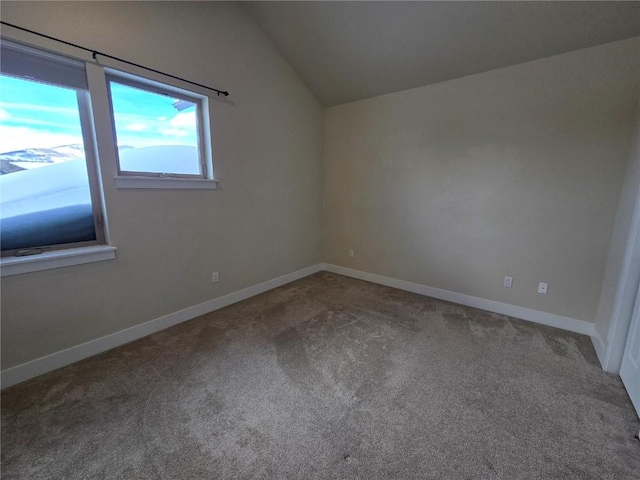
{"left": 0, "top": 21, "right": 230, "bottom": 97}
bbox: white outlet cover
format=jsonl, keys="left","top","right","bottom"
{"left": 538, "top": 282, "right": 548, "bottom": 294}
{"left": 504, "top": 276, "right": 513, "bottom": 288}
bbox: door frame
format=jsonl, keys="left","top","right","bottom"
{"left": 602, "top": 175, "right": 640, "bottom": 373}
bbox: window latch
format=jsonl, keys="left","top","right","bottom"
{"left": 15, "top": 247, "right": 51, "bottom": 257}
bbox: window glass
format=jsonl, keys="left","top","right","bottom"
{"left": 109, "top": 80, "right": 202, "bottom": 176}
{"left": 0, "top": 75, "right": 97, "bottom": 252}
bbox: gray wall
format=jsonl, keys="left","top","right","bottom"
{"left": 323, "top": 38, "right": 640, "bottom": 323}
{"left": 1, "top": 2, "right": 323, "bottom": 368}
{"left": 2, "top": 2, "right": 638, "bottom": 372}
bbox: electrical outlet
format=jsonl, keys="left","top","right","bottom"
{"left": 538, "top": 282, "right": 548, "bottom": 294}
{"left": 212, "top": 272, "right": 219, "bottom": 283}
{"left": 504, "top": 276, "right": 513, "bottom": 288}
{"left": 349, "top": 249, "right": 354, "bottom": 258}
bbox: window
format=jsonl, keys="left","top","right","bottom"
{"left": 0, "top": 40, "right": 105, "bottom": 257}
{"left": 106, "top": 74, "right": 210, "bottom": 179}
{"left": 0, "top": 36, "right": 216, "bottom": 273}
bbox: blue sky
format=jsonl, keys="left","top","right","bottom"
{"left": 109, "top": 81, "right": 198, "bottom": 149}
{"left": 0, "top": 75, "right": 198, "bottom": 154}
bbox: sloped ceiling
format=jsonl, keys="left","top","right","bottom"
{"left": 245, "top": 1, "right": 640, "bottom": 107}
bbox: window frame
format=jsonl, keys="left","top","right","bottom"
{"left": 0, "top": 30, "right": 221, "bottom": 272}
{"left": 0, "top": 43, "right": 107, "bottom": 258}
{"left": 105, "top": 71, "right": 211, "bottom": 180}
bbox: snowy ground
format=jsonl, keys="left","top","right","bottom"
{"left": 0, "top": 145, "right": 198, "bottom": 250}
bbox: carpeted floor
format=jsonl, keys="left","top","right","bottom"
{"left": 2, "top": 272, "right": 639, "bottom": 479}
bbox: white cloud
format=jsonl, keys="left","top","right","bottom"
{"left": 169, "top": 111, "right": 196, "bottom": 129}
{"left": 0, "top": 109, "right": 10, "bottom": 121}
{"left": 0, "top": 125, "right": 83, "bottom": 153}
{"left": 1, "top": 116, "right": 81, "bottom": 130}
{"left": 125, "top": 123, "right": 148, "bottom": 132}
{"left": 159, "top": 127, "right": 189, "bottom": 138}
{"left": 0, "top": 102, "right": 78, "bottom": 116}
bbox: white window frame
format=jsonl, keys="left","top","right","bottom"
{"left": 105, "top": 69, "right": 216, "bottom": 189}
{"left": 0, "top": 30, "right": 221, "bottom": 275}
{"left": 0, "top": 40, "right": 110, "bottom": 263}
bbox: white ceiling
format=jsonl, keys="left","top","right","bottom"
{"left": 245, "top": 1, "right": 640, "bottom": 107}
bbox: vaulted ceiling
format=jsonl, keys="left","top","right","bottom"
{"left": 245, "top": 1, "right": 640, "bottom": 107}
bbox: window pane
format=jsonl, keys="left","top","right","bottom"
{"left": 109, "top": 81, "right": 201, "bottom": 175}
{"left": 0, "top": 75, "right": 96, "bottom": 251}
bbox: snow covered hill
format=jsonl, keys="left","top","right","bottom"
{"left": 0, "top": 144, "right": 86, "bottom": 174}
{"left": 0, "top": 144, "right": 198, "bottom": 250}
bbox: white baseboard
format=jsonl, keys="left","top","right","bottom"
{"left": 2, "top": 262, "right": 601, "bottom": 388}
{"left": 1, "top": 264, "right": 322, "bottom": 389}
{"left": 321, "top": 263, "right": 596, "bottom": 337}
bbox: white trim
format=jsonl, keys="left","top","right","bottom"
{"left": 106, "top": 71, "right": 213, "bottom": 182}
{"left": 114, "top": 176, "right": 218, "bottom": 190}
{"left": 321, "top": 263, "right": 596, "bottom": 337}
{"left": 1, "top": 245, "right": 117, "bottom": 277}
{"left": 0, "top": 264, "right": 321, "bottom": 388}
{"left": 77, "top": 88, "right": 109, "bottom": 246}
{"left": 2, "top": 261, "right": 602, "bottom": 388}
{"left": 105, "top": 68, "right": 209, "bottom": 103}
{"left": 591, "top": 332, "right": 607, "bottom": 368}
{"left": 602, "top": 178, "right": 640, "bottom": 373}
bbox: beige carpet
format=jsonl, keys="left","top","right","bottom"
{"left": 2, "top": 272, "right": 639, "bottom": 479}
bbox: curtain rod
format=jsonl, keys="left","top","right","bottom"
{"left": 0, "top": 21, "right": 230, "bottom": 97}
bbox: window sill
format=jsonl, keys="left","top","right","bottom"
{"left": 1, "top": 245, "right": 117, "bottom": 277}
{"left": 115, "top": 176, "right": 218, "bottom": 189}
